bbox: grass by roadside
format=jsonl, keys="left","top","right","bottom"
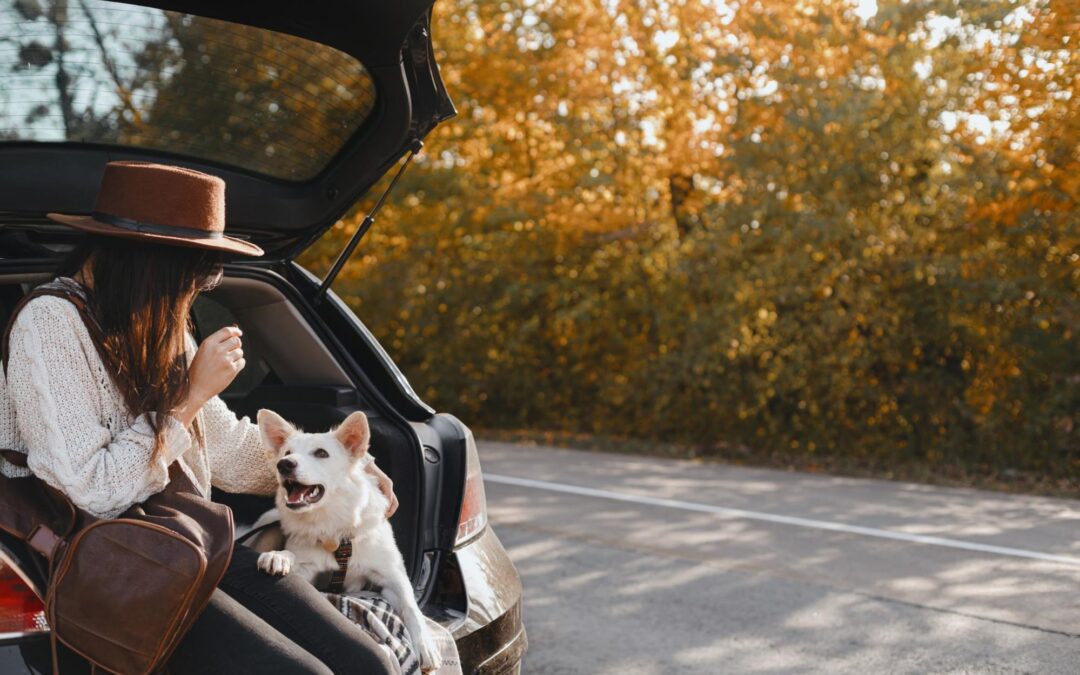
{"left": 476, "top": 428, "right": 1080, "bottom": 500}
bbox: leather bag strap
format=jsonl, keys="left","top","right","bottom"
{"left": 0, "top": 448, "right": 27, "bottom": 467}
{"left": 2, "top": 281, "right": 109, "bottom": 376}
{"left": 0, "top": 281, "right": 125, "bottom": 559}
{"left": 1, "top": 282, "right": 110, "bottom": 473}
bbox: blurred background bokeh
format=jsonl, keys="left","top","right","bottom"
{"left": 302, "top": 0, "right": 1077, "bottom": 492}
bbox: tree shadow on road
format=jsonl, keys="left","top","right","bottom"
{"left": 486, "top": 479, "right": 1080, "bottom": 675}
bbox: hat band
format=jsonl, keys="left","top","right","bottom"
{"left": 91, "top": 211, "right": 224, "bottom": 240}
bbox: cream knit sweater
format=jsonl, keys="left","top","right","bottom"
{"left": 0, "top": 277, "right": 277, "bottom": 518}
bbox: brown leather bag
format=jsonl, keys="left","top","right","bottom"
{"left": 0, "top": 280, "right": 234, "bottom": 675}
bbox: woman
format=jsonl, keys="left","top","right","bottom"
{"left": 0, "top": 161, "right": 398, "bottom": 674}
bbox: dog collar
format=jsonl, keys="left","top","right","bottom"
{"left": 325, "top": 537, "right": 352, "bottom": 595}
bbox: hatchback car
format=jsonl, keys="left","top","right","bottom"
{"left": 0, "top": 1, "right": 525, "bottom": 672}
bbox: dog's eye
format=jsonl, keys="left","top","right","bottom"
{"left": 313, "top": 448, "right": 329, "bottom": 459}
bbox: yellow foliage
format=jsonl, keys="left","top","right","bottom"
{"left": 300, "top": 0, "right": 1077, "bottom": 477}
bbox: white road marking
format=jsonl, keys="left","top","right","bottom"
{"left": 485, "top": 473, "right": 1080, "bottom": 567}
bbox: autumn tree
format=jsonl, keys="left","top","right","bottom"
{"left": 300, "top": 0, "right": 1076, "bottom": 485}
{"left": 11, "top": 0, "right": 1069, "bottom": 481}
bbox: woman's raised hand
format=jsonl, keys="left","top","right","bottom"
{"left": 174, "top": 326, "right": 245, "bottom": 427}
{"left": 365, "top": 462, "right": 399, "bottom": 518}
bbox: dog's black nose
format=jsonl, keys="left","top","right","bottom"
{"left": 276, "top": 458, "right": 296, "bottom": 476}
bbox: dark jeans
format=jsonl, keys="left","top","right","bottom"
{"left": 168, "top": 543, "right": 395, "bottom": 674}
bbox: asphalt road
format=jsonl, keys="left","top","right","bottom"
{"left": 477, "top": 441, "right": 1080, "bottom": 674}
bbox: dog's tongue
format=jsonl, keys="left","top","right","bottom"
{"left": 286, "top": 484, "right": 316, "bottom": 505}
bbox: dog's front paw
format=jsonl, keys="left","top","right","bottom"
{"left": 416, "top": 627, "right": 442, "bottom": 672}
{"left": 257, "top": 550, "right": 295, "bottom": 576}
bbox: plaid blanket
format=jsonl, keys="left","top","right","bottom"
{"left": 325, "top": 590, "right": 462, "bottom": 675}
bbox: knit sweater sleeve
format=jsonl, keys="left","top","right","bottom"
{"left": 0, "top": 367, "right": 30, "bottom": 478}
{"left": 6, "top": 297, "right": 193, "bottom": 518}
{"left": 202, "top": 393, "right": 277, "bottom": 496}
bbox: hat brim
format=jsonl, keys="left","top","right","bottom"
{"left": 46, "top": 212, "right": 264, "bottom": 257}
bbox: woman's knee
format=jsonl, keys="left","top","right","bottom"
{"left": 333, "top": 632, "right": 398, "bottom": 675}
{"left": 169, "top": 589, "right": 333, "bottom": 675}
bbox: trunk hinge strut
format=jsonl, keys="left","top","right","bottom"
{"left": 313, "top": 139, "right": 423, "bottom": 305}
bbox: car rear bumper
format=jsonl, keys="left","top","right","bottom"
{"left": 446, "top": 526, "right": 527, "bottom": 673}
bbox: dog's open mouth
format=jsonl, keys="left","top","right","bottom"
{"left": 282, "top": 480, "right": 324, "bottom": 509}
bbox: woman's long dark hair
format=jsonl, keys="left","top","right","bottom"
{"left": 57, "top": 234, "right": 224, "bottom": 461}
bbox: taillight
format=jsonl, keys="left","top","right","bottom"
{"left": 0, "top": 551, "right": 48, "bottom": 637}
{"left": 455, "top": 427, "right": 488, "bottom": 547}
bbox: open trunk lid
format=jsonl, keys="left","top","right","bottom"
{"left": 0, "top": 0, "right": 455, "bottom": 259}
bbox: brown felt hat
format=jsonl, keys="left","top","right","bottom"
{"left": 46, "top": 160, "right": 263, "bottom": 257}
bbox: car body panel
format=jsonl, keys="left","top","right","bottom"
{"left": 453, "top": 528, "right": 528, "bottom": 673}
{"left": 0, "top": 260, "right": 525, "bottom": 672}
{"left": 130, "top": 0, "right": 436, "bottom": 67}
{"left": 0, "top": 0, "right": 522, "bottom": 667}
{"left": 0, "top": 0, "right": 456, "bottom": 258}
{"left": 287, "top": 262, "right": 437, "bottom": 421}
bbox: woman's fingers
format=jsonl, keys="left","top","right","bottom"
{"left": 210, "top": 325, "right": 242, "bottom": 343}
{"left": 189, "top": 327, "right": 249, "bottom": 401}
{"left": 379, "top": 474, "right": 398, "bottom": 517}
{"left": 221, "top": 340, "right": 242, "bottom": 356}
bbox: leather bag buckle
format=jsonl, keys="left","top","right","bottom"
{"left": 27, "top": 524, "right": 62, "bottom": 560}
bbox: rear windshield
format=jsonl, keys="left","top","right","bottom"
{"left": 0, "top": 0, "right": 377, "bottom": 181}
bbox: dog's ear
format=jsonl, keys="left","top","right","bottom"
{"left": 257, "top": 409, "right": 296, "bottom": 456}
{"left": 333, "top": 411, "right": 370, "bottom": 458}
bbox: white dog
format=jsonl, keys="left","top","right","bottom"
{"left": 254, "top": 409, "right": 441, "bottom": 671}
